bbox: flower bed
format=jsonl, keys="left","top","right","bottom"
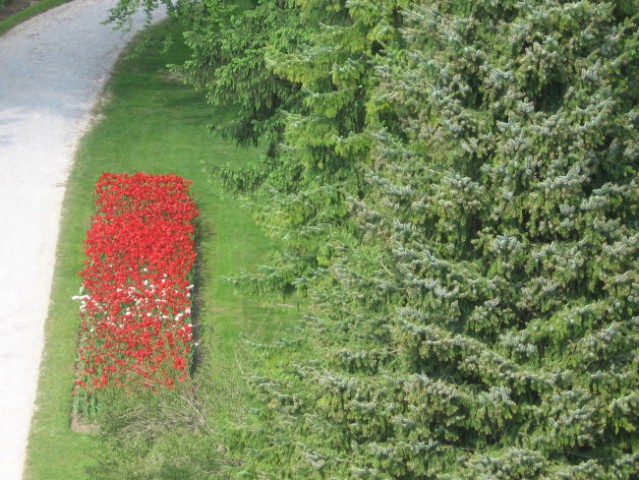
{"left": 74, "top": 172, "right": 198, "bottom": 412}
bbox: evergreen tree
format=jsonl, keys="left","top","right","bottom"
{"left": 107, "top": 0, "right": 639, "bottom": 478}
{"left": 244, "top": 1, "right": 639, "bottom": 478}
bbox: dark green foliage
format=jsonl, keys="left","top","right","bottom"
{"left": 235, "top": 1, "right": 639, "bottom": 478}
{"left": 108, "top": 0, "right": 639, "bottom": 478}
{"left": 177, "top": 0, "right": 302, "bottom": 150}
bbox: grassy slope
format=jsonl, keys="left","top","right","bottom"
{"left": 25, "top": 20, "right": 295, "bottom": 479}
{"left": 0, "top": 0, "right": 70, "bottom": 36}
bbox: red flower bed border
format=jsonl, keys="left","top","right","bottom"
{"left": 74, "top": 172, "right": 198, "bottom": 409}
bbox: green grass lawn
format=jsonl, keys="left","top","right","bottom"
{"left": 24, "top": 20, "right": 296, "bottom": 479}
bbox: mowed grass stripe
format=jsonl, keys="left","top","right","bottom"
{"left": 25, "top": 20, "right": 296, "bottom": 480}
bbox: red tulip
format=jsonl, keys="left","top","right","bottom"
{"left": 74, "top": 173, "right": 198, "bottom": 406}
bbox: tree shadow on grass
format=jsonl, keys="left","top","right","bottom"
{"left": 190, "top": 215, "right": 215, "bottom": 375}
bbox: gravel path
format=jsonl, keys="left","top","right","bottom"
{"left": 0, "top": 2, "right": 165, "bottom": 478}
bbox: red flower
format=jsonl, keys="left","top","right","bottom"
{"left": 173, "top": 356, "right": 187, "bottom": 371}
{"left": 74, "top": 173, "right": 198, "bottom": 402}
